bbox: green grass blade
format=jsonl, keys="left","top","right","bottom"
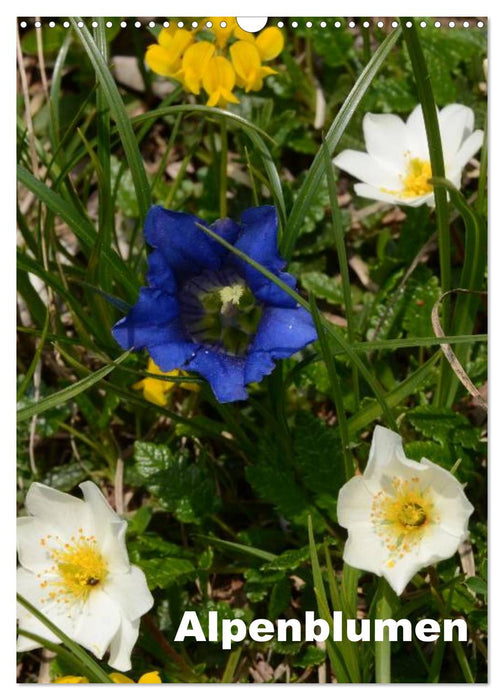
{"left": 322, "top": 136, "right": 359, "bottom": 408}
{"left": 71, "top": 18, "right": 151, "bottom": 221}
{"left": 308, "top": 516, "right": 353, "bottom": 682}
{"left": 17, "top": 165, "right": 138, "bottom": 299}
{"left": 309, "top": 295, "right": 353, "bottom": 481}
{"left": 17, "top": 350, "right": 130, "bottom": 422}
{"left": 283, "top": 27, "right": 401, "bottom": 259}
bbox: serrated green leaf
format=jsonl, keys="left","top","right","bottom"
{"left": 140, "top": 557, "right": 195, "bottom": 589}
{"left": 134, "top": 441, "right": 220, "bottom": 523}
{"left": 301, "top": 271, "right": 344, "bottom": 305}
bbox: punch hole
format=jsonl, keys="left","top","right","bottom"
{"left": 377, "top": 21, "right": 384, "bottom": 28}
{"left": 391, "top": 21, "right": 398, "bottom": 28}
{"left": 363, "top": 21, "right": 369, "bottom": 28}
{"left": 34, "top": 20, "right": 41, "bottom": 27}
{"left": 192, "top": 21, "right": 199, "bottom": 28}
{"left": 121, "top": 21, "right": 127, "bottom": 28}
{"left": 277, "top": 21, "right": 284, "bottom": 28}
{"left": 236, "top": 17, "right": 268, "bottom": 32}
{"left": 334, "top": 21, "right": 341, "bottom": 28}
{"left": 49, "top": 21, "right": 55, "bottom": 28}
{"left": 63, "top": 21, "right": 70, "bottom": 28}
{"left": 106, "top": 21, "right": 113, "bottom": 28}
{"left": 434, "top": 21, "right": 441, "bottom": 28}
{"left": 292, "top": 21, "right": 298, "bottom": 28}
{"left": 149, "top": 21, "right": 155, "bottom": 28}
{"left": 135, "top": 21, "right": 141, "bottom": 28}
{"left": 178, "top": 21, "right": 184, "bottom": 28}
{"left": 477, "top": 21, "right": 485, "bottom": 28}
{"left": 306, "top": 21, "right": 312, "bottom": 28}
{"left": 449, "top": 21, "right": 455, "bottom": 28}
{"left": 420, "top": 21, "right": 427, "bottom": 28}
{"left": 20, "top": 20, "right": 27, "bottom": 28}
{"left": 91, "top": 21, "right": 98, "bottom": 28}
{"left": 348, "top": 21, "right": 355, "bottom": 28}
{"left": 320, "top": 21, "right": 327, "bottom": 28}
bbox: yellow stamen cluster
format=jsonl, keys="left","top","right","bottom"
{"left": 371, "top": 476, "right": 438, "bottom": 568}
{"left": 38, "top": 531, "right": 108, "bottom": 604}
{"left": 400, "top": 157, "right": 433, "bottom": 198}
{"left": 145, "top": 18, "right": 284, "bottom": 107}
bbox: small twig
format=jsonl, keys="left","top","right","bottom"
{"left": 35, "top": 18, "right": 50, "bottom": 100}
{"left": 16, "top": 27, "right": 39, "bottom": 178}
{"left": 431, "top": 289, "right": 487, "bottom": 410}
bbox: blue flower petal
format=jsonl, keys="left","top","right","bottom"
{"left": 112, "top": 288, "right": 197, "bottom": 368}
{"left": 244, "top": 351, "right": 276, "bottom": 385}
{"left": 249, "top": 306, "right": 316, "bottom": 359}
{"left": 231, "top": 206, "right": 296, "bottom": 308}
{"left": 146, "top": 250, "right": 178, "bottom": 294}
{"left": 144, "top": 206, "right": 240, "bottom": 282}
{"left": 185, "top": 348, "right": 248, "bottom": 403}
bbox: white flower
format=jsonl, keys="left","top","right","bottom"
{"left": 17, "top": 481, "right": 154, "bottom": 671}
{"left": 336, "top": 426, "right": 474, "bottom": 595}
{"left": 333, "top": 104, "right": 484, "bottom": 207}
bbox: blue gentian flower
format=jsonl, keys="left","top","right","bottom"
{"left": 112, "top": 205, "right": 316, "bottom": 403}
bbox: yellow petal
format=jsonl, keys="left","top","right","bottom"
{"left": 255, "top": 27, "right": 284, "bottom": 61}
{"left": 158, "top": 26, "right": 178, "bottom": 47}
{"left": 138, "top": 671, "right": 162, "bottom": 684}
{"left": 206, "top": 17, "right": 237, "bottom": 47}
{"left": 229, "top": 41, "right": 262, "bottom": 91}
{"left": 109, "top": 672, "right": 135, "bottom": 684}
{"left": 54, "top": 676, "right": 90, "bottom": 684}
{"left": 181, "top": 41, "right": 215, "bottom": 94}
{"left": 145, "top": 44, "right": 181, "bottom": 77}
{"left": 203, "top": 56, "right": 238, "bottom": 107}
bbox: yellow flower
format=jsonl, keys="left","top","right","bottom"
{"left": 203, "top": 56, "right": 240, "bottom": 108}
{"left": 110, "top": 671, "right": 162, "bottom": 684}
{"left": 145, "top": 27, "right": 193, "bottom": 78}
{"left": 230, "top": 41, "right": 276, "bottom": 92}
{"left": 206, "top": 16, "right": 237, "bottom": 47}
{"left": 55, "top": 672, "right": 162, "bottom": 684}
{"left": 234, "top": 25, "right": 284, "bottom": 61}
{"left": 145, "top": 19, "right": 283, "bottom": 107}
{"left": 179, "top": 41, "right": 215, "bottom": 94}
{"left": 134, "top": 358, "right": 199, "bottom": 406}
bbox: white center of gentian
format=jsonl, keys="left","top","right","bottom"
{"left": 370, "top": 476, "right": 439, "bottom": 569}
{"left": 180, "top": 271, "right": 262, "bottom": 356}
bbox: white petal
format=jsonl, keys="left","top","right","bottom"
{"left": 103, "top": 566, "right": 154, "bottom": 621}
{"left": 79, "top": 481, "right": 130, "bottom": 573}
{"left": 337, "top": 475, "right": 375, "bottom": 528}
{"left": 73, "top": 589, "right": 122, "bottom": 659}
{"left": 342, "top": 524, "right": 385, "bottom": 576}
{"left": 334, "top": 150, "right": 402, "bottom": 190}
{"left": 419, "top": 525, "right": 464, "bottom": 564}
{"left": 24, "top": 482, "right": 91, "bottom": 538}
{"left": 447, "top": 130, "right": 484, "bottom": 179}
{"left": 420, "top": 459, "right": 474, "bottom": 537}
{"left": 382, "top": 554, "right": 423, "bottom": 596}
{"left": 17, "top": 517, "right": 55, "bottom": 573}
{"left": 439, "top": 104, "right": 476, "bottom": 162}
{"left": 16, "top": 568, "right": 74, "bottom": 651}
{"left": 353, "top": 183, "right": 403, "bottom": 205}
{"left": 364, "top": 426, "right": 406, "bottom": 481}
{"left": 107, "top": 617, "right": 141, "bottom": 672}
{"left": 362, "top": 113, "right": 409, "bottom": 171}
{"left": 406, "top": 104, "right": 429, "bottom": 159}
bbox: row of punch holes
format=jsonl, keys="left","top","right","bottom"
{"left": 18, "top": 18, "right": 486, "bottom": 30}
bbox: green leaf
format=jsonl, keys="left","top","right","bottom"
{"left": 295, "top": 644, "right": 327, "bottom": 668}
{"left": 134, "top": 441, "right": 220, "bottom": 523}
{"left": 262, "top": 546, "right": 311, "bottom": 572}
{"left": 140, "top": 557, "right": 195, "bottom": 589}
{"left": 402, "top": 276, "right": 442, "bottom": 337}
{"left": 293, "top": 412, "right": 346, "bottom": 498}
{"left": 301, "top": 271, "right": 344, "bottom": 305}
